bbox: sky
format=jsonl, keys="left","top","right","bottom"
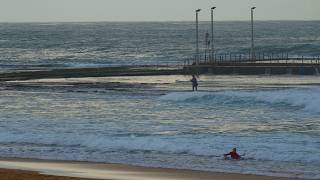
{"left": 0, "top": 0, "right": 319, "bottom": 22}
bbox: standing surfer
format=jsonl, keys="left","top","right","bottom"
{"left": 191, "top": 75, "right": 198, "bottom": 91}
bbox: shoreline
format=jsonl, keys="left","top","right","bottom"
{"left": 0, "top": 157, "right": 310, "bottom": 180}
{"left": 0, "top": 168, "right": 99, "bottom": 180}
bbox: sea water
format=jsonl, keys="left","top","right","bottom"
{"left": 0, "top": 21, "right": 320, "bottom": 71}
{"left": 0, "top": 22, "right": 320, "bottom": 179}
{"left": 0, "top": 75, "right": 320, "bottom": 179}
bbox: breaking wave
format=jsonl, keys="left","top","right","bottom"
{"left": 159, "top": 87, "right": 320, "bottom": 114}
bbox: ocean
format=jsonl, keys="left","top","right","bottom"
{"left": 0, "top": 21, "right": 320, "bottom": 71}
{"left": 0, "top": 21, "right": 320, "bottom": 179}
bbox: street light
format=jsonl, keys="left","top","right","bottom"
{"left": 251, "top": 7, "right": 256, "bottom": 60}
{"left": 196, "top": 9, "right": 201, "bottom": 65}
{"left": 211, "top": 7, "right": 216, "bottom": 62}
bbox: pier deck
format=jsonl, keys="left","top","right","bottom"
{"left": 184, "top": 58, "right": 320, "bottom": 75}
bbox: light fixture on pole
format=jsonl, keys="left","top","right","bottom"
{"left": 211, "top": 7, "right": 216, "bottom": 62}
{"left": 196, "top": 9, "right": 201, "bottom": 65}
{"left": 251, "top": 7, "right": 256, "bottom": 60}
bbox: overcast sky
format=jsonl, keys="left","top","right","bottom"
{"left": 0, "top": 0, "right": 319, "bottom": 22}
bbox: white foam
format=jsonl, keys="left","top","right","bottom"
{"left": 159, "top": 91, "right": 211, "bottom": 101}
{"left": 1, "top": 130, "right": 319, "bottom": 163}
{"left": 217, "top": 87, "right": 320, "bottom": 114}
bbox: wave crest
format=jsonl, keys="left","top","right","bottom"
{"left": 159, "top": 87, "right": 320, "bottom": 114}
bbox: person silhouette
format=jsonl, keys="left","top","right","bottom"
{"left": 190, "top": 75, "right": 198, "bottom": 91}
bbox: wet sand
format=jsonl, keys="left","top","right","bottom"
{"left": 0, "top": 158, "right": 309, "bottom": 180}
{"left": 0, "top": 168, "right": 99, "bottom": 180}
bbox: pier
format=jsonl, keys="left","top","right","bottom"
{"left": 183, "top": 53, "right": 320, "bottom": 75}
{"left": 186, "top": 6, "right": 320, "bottom": 76}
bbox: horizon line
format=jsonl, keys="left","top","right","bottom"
{"left": 0, "top": 19, "right": 319, "bottom": 23}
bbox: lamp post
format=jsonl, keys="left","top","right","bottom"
{"left": 196, "top": 9, "right": 201, "bottom": 65}
{"left": 251, "top": 7, "right": 256, "bottom": 60}
{"left": 211, "top": 7, "right": 216, "bottom": 62}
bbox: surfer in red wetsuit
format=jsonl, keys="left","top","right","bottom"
{"left": 224, "top": 148, "right": 241, "bottom": 160}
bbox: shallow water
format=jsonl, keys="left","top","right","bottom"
{"left": 1, "top": 75, "right": 320, "bottom": 179}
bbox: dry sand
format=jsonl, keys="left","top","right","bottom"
{"left": 0, "top": 158, "right": 309, "bottom": 180}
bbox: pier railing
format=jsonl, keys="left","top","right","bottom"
{"left": 184, "top": 52, "right": 320, "bottom": 66}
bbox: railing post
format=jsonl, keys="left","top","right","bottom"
{"left": 269, "top": 55, "right": 271, "bottom": 63}
{"left": 214, "top": 54, "right": 217, "bottom": 64}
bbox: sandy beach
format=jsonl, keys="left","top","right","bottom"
{"left": 0, "top": 168, "right": 99, "bottom": 180}
{"left": 0, "top": 158, "right": 309, "bottom": 180}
